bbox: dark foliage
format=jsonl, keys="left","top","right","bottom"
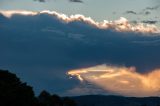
{"left": 0, "top": 69, "right": 35, "bottom": 106}
{"left": 1, "top": 69, "right": 160, "bottom": 106}
{"left": 38, "top": 90, "right": 53, "bottom": 105}
{"left": 63, "top": 97, "right": 77, "bottom": 106}
{"left": 38, "top": 90, "right": 76, "bottom": 106}
{"left": 0, "top": 69, "right": 76, "bottom": 106}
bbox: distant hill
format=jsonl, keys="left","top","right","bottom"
{"left": 1, "top": 12, "right": 160, "bottom": 96}
{"left": 72, "top": 95, "right": 160, "bottom": 106}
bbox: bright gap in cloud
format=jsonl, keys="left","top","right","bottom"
{"left": 68, "top": 64, "right": 160, "bottom": 97}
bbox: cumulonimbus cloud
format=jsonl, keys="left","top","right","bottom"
{"left": 0, "top": 10, "right": 160, "bottom": 34}
{"left": 68, "top": 65, "right": 160, "bottom": 97}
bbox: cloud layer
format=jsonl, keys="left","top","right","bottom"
{"left": 68, "top": 65, "right": 160, "bottom": 97}
{"left": 0, "top": 10, "right": 160, "bottom": 96}
{"left": 0, "top": 10, "right": 159, "bottom": 34}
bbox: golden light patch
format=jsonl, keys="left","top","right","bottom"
{"left": 68, "top": 65, "right": 160, "bottom": 97}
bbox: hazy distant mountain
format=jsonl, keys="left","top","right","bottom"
{"left": 72, "top": 95, "right": 160, "bottom": 106}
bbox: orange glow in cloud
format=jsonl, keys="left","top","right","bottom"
{"left": 0, "top": 10, "right": 37, "bottom": 18}
{"left": 68, "top": 65, "right": 160, "bottom": 97}
{"left": 0, "top": 10, "right": 160, "bottom": 34}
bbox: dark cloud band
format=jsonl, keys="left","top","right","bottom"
{"left": 125, "top": 11, "right": 137, "bottom": 15}
{"left": 69, "top": 0, "right": 83, "bottom": 3}
{"left": 142, "top": 20, "right": 158, "bottom": 24}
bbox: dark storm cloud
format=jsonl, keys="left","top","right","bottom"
{"left": 0, "top": 12, "right": 160, "bottom": 95}
{"left": 34, "top": 0, "right": 83, "bottom": 3}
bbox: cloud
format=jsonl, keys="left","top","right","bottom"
{"left": 125, "top": 11, "right": 137, "bottom": 15}
{"left": 69, "top": 0, "right": 83, "bottom": 3}
{"left": 66, "top": 84, "right": 107, "bottom": 96}
{"left": 141, "top": 20, "right": 158, "bottom": 24}
{"left": 144, "top": 11, "right": 151, "bottom": 15}
{"left": 0, "top": 10, "right": 159, "bottom": 34}
{"left": 124, "top": 5, "right": 160, "bottom": 17}
{"left": 0, "top": 10, "right": 37, "bottom": 17}
{"left": 139, "top": 5, "right": 160, "bottom": 15}
{"left": 1, "top": 10, "right": 160, "bottom": 96}
{"left": 34, "top": 0, "right": 46, "bottom": 2}
{"left": 145, "top": 5, "right": 160, "bottom": 11}
{"left": 68, "top": 64, "right": 160, "bottom": 97}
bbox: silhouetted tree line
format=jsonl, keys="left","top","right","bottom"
{"left": 0, "top": 69, "right": 76, "bottom": 106}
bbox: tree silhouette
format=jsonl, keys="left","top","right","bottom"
{"left": 63, "top": 97, "right": 77, "bottom": 106}
{"left": 38, "top": 90, "right": 53, "bottom": 106}
{"left": 38, "top": 91, "right": 77, "bottom": 106}
{"left": 0, "top": 70, "right": 35, "bottom": 106}
{"left": 0, "top": 69, "right": 77, "bottom": 106}
{"left": 51, "top": 94, "right": 63, "bottom": 106}
{"left": 38, "top": 90, "right": 63, "bottom": 106}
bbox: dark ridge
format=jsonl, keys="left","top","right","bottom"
{"left": 71, "top": 95, "right": 160, "bottom": 106}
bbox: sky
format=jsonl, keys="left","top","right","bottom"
{"left": 0, "top": 0, "right": 160, "bottom": 97}
{"left": 0, "top": 0, "right": 160, "bottom": 24}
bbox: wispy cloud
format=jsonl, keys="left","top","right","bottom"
{"left": 140, "top": 5, "right": 160, "bottom": 15}
{"left": 141, "top": 20, "right": 158, "bottom": 24}
{"left": 145, "top": 5, "right": 160, "bottom": 11}
{"left": 125, "top": 5, "right": 160, "bottom": 16}
{"left": 34, "top": 0, "right": 46, "bottom": 2}
{"left": 68, "top": 64, "right": 160, "bottom": 97}
{"left": 125, "top": 11, "right": 137, "bottom": 15}
{"left": 69, "top": 0, "right": 83, "bottom": 3}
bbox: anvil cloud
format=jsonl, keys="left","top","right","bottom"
{"left": 1, "top": 10, "right": 160, "bottom": 96}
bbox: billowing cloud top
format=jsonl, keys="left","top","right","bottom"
{"left": 0, "top": 10, "right": 160, "bottom": 34}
